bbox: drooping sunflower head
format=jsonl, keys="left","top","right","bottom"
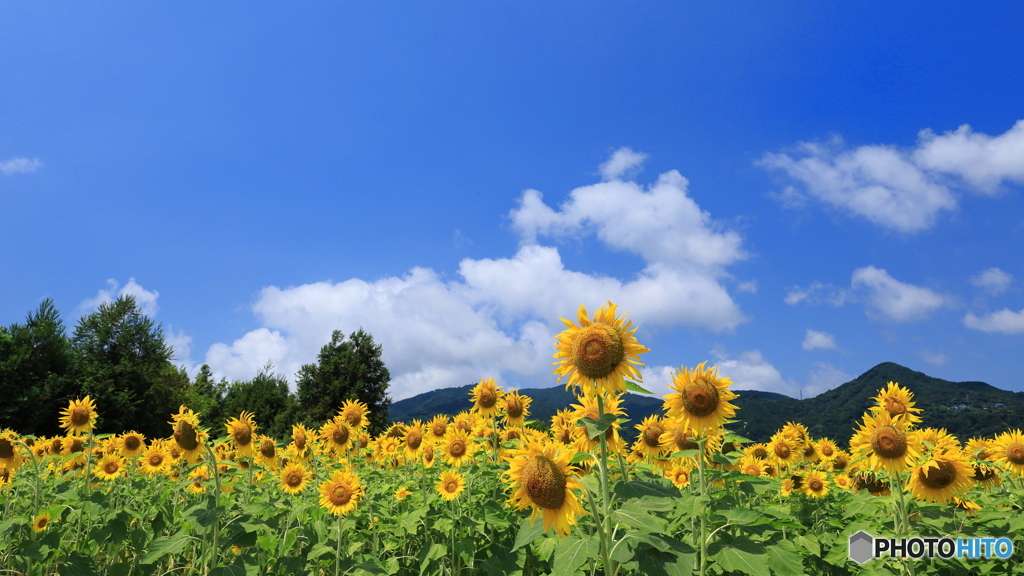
{"left": 503, "top": 439, "right": 586, "bottom": 537}
{"left": 992, "top": 429, "right": 1024, "bottom": 476}
{"left": 870, "top": 381, "right": 923, "bottom": 424}
{"left": 953, "top": 497, "right": 982, "bottom": 514}
{"left": 852, "top": 471, "right": 890, "bottom": 496}
{"left": 437, "top": 470, "right": 466, "bottom": 501}
{"left": 0, "top": 430, "right": 23, "bottom": 471}
{"left": 60, "top": 396, "right": 99, "bottom": 435}
{"left": 94, "top": 453, "right": 126, "bottom": 482}
{"left": 850, "top": 410, "right": 921, "bottom": 474}
{"left": 319, "top": 468, "right": 362, "bottom": 516}
{"left": 907, "top": 451, "right": 974, "bottom": 504}
{"left": 32, "top": 512, "right": 51, "bottom": 533}
{"left": 552, "top": 302, "right": 649, "bottom": 396}
{"left": 662, "top": 362, "right": 738, "bottom": 435}
{"left": 470, "top": 378, "right": 504, "bottom": 417}
{"left": 279, "top": 462, "right": 308, "bottom": 495}
{"left": 339, "top": 400, "right": 370, "bottom": 431}
{"left": 169, "top": 406, "right": 206, "bottom": 464}
{"left": 225, "top": 412, "right": 258, "bottom": 456}
{"left": 501, "top": 390, "right": 532, "bottom": 427}
{"left": 440, "top": 429, "right": 476, "bottom": 467}
{"left": 802, "top": 470, "right": 829, "bottom": 499}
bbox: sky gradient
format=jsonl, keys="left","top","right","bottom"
{"left": 3, "top": 2, "right": 1023, "bottom": 401}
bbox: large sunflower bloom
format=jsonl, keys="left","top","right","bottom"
{"left": 849, "top": 410, "right": 921, "bottom": 474}
{"left": 225, "top": 412, "right": 258, "bottom": 458}
{"left": 138, "top": 445, "right": 170, "bottom": 476}
{"left": 662, "top": 362, "right": 738, "bottom": 435}
{"left": 338, "top": 400, "right": 370, "bottom": 431}
{"left": 279, "top": 462, "right": 308, "bottom": 495}
{"left": 169, "top": 406, "right": 207, "bottom": 464}
{"left": 60, "top": 396, "right": 99, "bottom": 435}
{"left": 437, "top": 470, "right": 466, "bottom": 501}
{"left": 320, "top": 417, "right": 352, "bottom": 457}
{"left": 552, "top": 302, "right": 649, "bottom": 396}
{"left": 440, "top": 429, "right": 476, "bottom": 467}
{"left": 118, "top": 431, "right": 146, "bottom": 458}
{"left": 869, "top": 381, "right": 923, "bottom": 425}
{"left": 802, "top": 470, "right": 829, "bottom": 499}
{"left": 907, "top": 450, "right": 974, "bottom": 504}
{"left": 503, "top": 439, "right": 586, "bottom": 537}
{"left": 501, "top": 390, "right": 532, "bottom": 428}
{"left": 470, "top": 378, "right": 504, "bottom": 418}
{"left": 427, "top": 415, "right": 449, "bottom": 443}
{"left": 991, "top": 429, "right": 1024, "bottom": 476}
{"left": 0, "top": 430, "right": 23, "bottom": 471}
{"left": 94, "top": 453, "right": 126, "bottom": 481}
{"left": 319, "top": 468, "right": 362, "bottom": 516}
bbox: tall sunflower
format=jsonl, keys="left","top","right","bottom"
{"left": 870, "top": 381, "right": 923, "bottom": 424}
{"left": 501, "top": 390, "right": 532, "bottom": 428}
{"left": 279, "top": 462, "right": 308, "bottom": 495}
{"left": 849, "top": 411, "right": 921, "bottom": 474}
{"left": 59, "top": 396, "right": 99, "bottom": 435}
{"left": 169, "top": 406, "right": 207, "bottom": 464}
{"left": 437, "top": 470, "right": 466, "bottom": 501}
{"left": 552, "top": 302, "right": 649, "bottom": 396}
{"left": 118, "top": 431, "right": 146, "bottom": 458}
{"left": 320, "top": 417, "right": 352, "bottom": 457}
{"left": 503, "top": 439, "right": 586, "bottom": 537}
{"left": 470, "top": 378, "right": 504, "bottom": 418}
{"left": 662, "top": 362, "right": 738, "bottom": 435}
{"left": 440, "top": 429, "right": 476, "bottom": 467}
{"left": 338, "top": 400, "right": 370, "bottom": 431}
{"left": 319, "top": 468, "right": 363, "bottom": 516}
{"left": 226, "top": 412, "right": 258, "bottom": 458}
{"left": 991, "top": 429, "right": 1024, "bottom": 476}
{"left": 907, "top": 450, "right": 974, "bottom": 504}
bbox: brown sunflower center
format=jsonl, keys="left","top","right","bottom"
{"left": 50, "top": 439, "right": 64, "bottom": 454}
{"left": 1007, "top": 443, "right": 1024, "bottom": 465}
{"left": 330, "top": 484, "right": 352, "bottom": 506}
{"left": 743, "top": 464, "right": 762, "bottom": 476}
{"left": 681, "top": 379, "right": 720, "bottom": 418}
{"left": 522, "top": 455, "right": 567, "bottom": 510}
{"left": 260, "top": 441, "right": 276, "bottom": 459}
{"left": 233, "top": 425, "right": 252, "bottom": 446}
{"left": 506, "top": 397, "right": 524, "bottom": 418}
{"left": 557, "top": 428, "right": 572, "bottom": 445}
{"left": 444, "top": 480, "right": 459, "bottom": 493}
{"left": 674, "top": 431, "right": 698, "bottom": 452}
{"left": 870, "top": 425, "right": 907, "bottom": 459}
{"left": 70, "top": 406, "right": 91, "bottom": 427}
{"left": 972, "top": 466, "right": 996, "bottom": 481}
{"left": 286, "top": 471, "right": 303, "bottom": 488}
{"left": 918, "top": 460, "right": 958, "bottom": 490}
{"left": 803, "top": 445, "right": 816, "bottom": 459}
{"left": 344, "top": 411, "right": 362, "bottom": 427}
{"left": 148, "top": 453, "right": 164, "bottom": 467}
{"left": 808, "top": 478, "right": 824, "bottom": 492}
{"left": 332, "top": 425, "right": 350, "bottom": 446}
{"left": 174, "top": 421, "right": 199, "bottom": 451}
{"left": 820, "top": 444, "right": 834, "bottom": 457}
{"left": 833, "top": 455, "right": 848, "bottom": 470}
{"left": 36, "top": 517, "right": 48, "bottom": 529}
{"left": 478, "top": 390, "right": 496, "bottom": 409}
{"left": 449, "top": 440, "right": 466, "bottom": 458}
{"left": 505, "top": 429, "right": 521, "bottom": 441}
{"left": 884, "top": 397, "right": 908, "bottom": 416}
{"left": 124, "top": 435, "right": 142, "bottom": 451}
{"left": 643, "top": 425, "right": 664, "bottom": 448}
{"left": 423, "top": 446, "right": 434, "bottom": 463}
{"left": 432, "top": 423, "right": 447, "bottom": 437}
{"left": 104, "top": 461, "right": 119, "bottom": 475}
{"left": 751, "top": 447, "right": 769, "bottom": 460}
{"left": 571, "top": 324, "right": 625, "bottom": 379}
{"left": 405, "top": 430, "right": 422, "bottom": 450}
{"left": 774, "top": 443, "right": 791, "bottom": 459}
{"left": 0, "top": 439, "right": 14, "bottom": 459}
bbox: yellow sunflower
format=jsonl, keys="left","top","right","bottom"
{"left": 436, "top": 470, "right": 466, "bottom": 501}
{"left": 918, "top": 427, "right": 959, "bottom": 454}
{"left": 907, "top": 451, "right": 974, "bottom": 504}
{"left": 953, "top": 497, "right": 981, "bottom": 513}
{"left": 662, "top": 362, "right": 738, "bottom": 435}
{"left": 869, "top": 381, "right": 923, "bottom": 424}
{"left": 828, "top": 450, "right": 851, "bottom": 473}
{"left": 849, "top": 410, "right": 921, "bottom": 474}
{"left": 965, "top": 437, "right": 993, "bottom": 461}
{"left": 815, "top": 438, "right": 839, "bottom": 462}
{"left": 767, "top": 433, "right": 802, "bottom": 469}
{"left": 632, "top": 416, "right": 668, "bottom": 459}
{"left": 665, "top": 465, "right": 692, "bottom": 488}
{"left": 169, "top": 406, "right": 207, "bottom": 464}
{"left": 319, "top": 468, "right": 363, "bottom": 516}
{"left": 422, "top": 444, "right": 436, "bottom": 469}
{"left": 320, "top": 417, "right": 352, "bottom": 456}
{"left": 32, "top": 512, "right": 52, "bottom": 533}
{"left": 744, "top": 443, "right": 771, "bottom": 461}
{"left": 187, "top": 465, "right": 210, "bottom": 494}
{"left": 427, "top": 415, "right": 449, "bottom": 443}
{"left": 453, "top": 411, "right": 476, "bottom": 434}
{"left": 501, "top": 390, "right": 532, "bottom": 428}
{"left": 59, "top": 396, "right": 99, "bottom": 435}
{"left": 991, "top": 429, "right": 1024, "bottom": 476}
{"left": 279, "top": 462, "right": 308, "bottom": 495}
{"left": 659, "top": 419, "right": 720, "bottom": 464}
{"left": 394, "top": 486, "right": 412, "bottom": 501}
{"left": 470, "top": 378, "right": 504, "bottom": 418}
{"left": 503, "top": 439, "right": 586, "bottom": 537}
{"left": 571, "top": 392, "right": 626, "bottom": 454}
{"left": 552, "top": 302, "right": 650, "bottom": 396}
{"left": 802, "top": 470, "right": 829, "bottom": 499}
{"left": 225, "top": 412, "right": 258, "bottom": 458}
{"left": 138, "top": 445, "right": 170, "bottom": 476}
{"left": 290, "top": 424, "right": 312, "bottom": 459}
{"left": 738, "top": 455, "right": 768, "bottom": 478}
{"left": 833, "top": 473, "right": 853, "bottom": 491}
{"left": 440, "top": 429, "right": 476, "bottom": 467}
{"left": 94, "top": 453, "right": 126, "bottom": 481}
{"left": 254, "top": 436, "right": 280, "bottom": 469}
{"left": 402, "top": 420, "right": 426, "bottom": 459}
{"left": 339, "top": 400, "right": 370, "bottom": 431}
{"left": 0, "top": 430, "right": 23, "bottom": 471}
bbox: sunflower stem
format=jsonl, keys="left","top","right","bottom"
{"left": 334, "top": 513, "right": 343, "bottom": 576}
{"left": 595, "top": 392, "right": 615, "bottom": 576}
{"left": 201, "top": 442, "right": 222, "bottom": 575}
{"left": 697, "top": 437, "right": 708, "bottom": 576}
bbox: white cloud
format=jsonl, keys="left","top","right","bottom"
{"left": 963, "top": 308, "right": 1024, "bottom": 335}
{"left": 761, "top": 120, "right": 1024, "bottom": 233}
{"left": 851, "top": 266, "right": 951, "bottom": 322}
{"left": 971, "top": 267, "right": 1013, "bottom": 296}
{"left": 914, "top": 120, "right": 1024, "bottom": 192}
{"left": 78, "top": 277, "right": 160, "bottom": 318}
{"left": 805, "top": 362, "right": 851, "bottom": 396}
{"left": 0, "top": 157, "right": 42, "bottom": 175}
{"left": 784, "top": 282, "right": 851, "bottom": 306}
{"left": 737, "top": 281, "right": 757, "bottom": 293}
{"left": 598, "top": 146, "right": 648, "bottom": 181}
{"left": 802, "top": 329, "right": 836, "bottom": 350}
{"left": 711, "top": 348, "right": 799, "bottom": 395}
{"left": 920, "top": 351, "right": 949, "bottom": 366}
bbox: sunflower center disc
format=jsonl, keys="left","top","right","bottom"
{"left": 572, "top": 324, "right": 625, "bottom": 379}
{"left": 70, "top": 406, "right": 90, "bottom": 427}
{"left": 833, "top": 456, "right": 848, "bottom": 470}
{"left": 478, "top": 390, "right": 496, "bottom": 409}
{"left": 643, "top": 425, "right": 664, "bottom": 448}
{"left": 675, "top": 432, "right": 698, "bottom": 452}
{"left": 233, "top": 426, "right": 252, "bottom": 446}
{"left": 175, "top": 422, "right": 199, "bottom": 451}
{"left": 423, "top": 447, "right": 434, "bottom": 463}
{"left": 149, "top": 454, "right": 163, "bottom": 466}
{"left": 752, "top": 447, "right": 769, "bottom": 460}
{"left": 0, "top": 439, "right": 13, "bottom": 459}
{"left": 775, "top": 444, "right": 791, "bottom": 459}
{"left": 884, "top": 397, "right": 907, "bottom": 416}
{"left": 1008, "top": 444, "right": 1024, "bottom": 465}
{"left": 507, "top": 398, "right": 524, "bottom": 418}
{"left": 445, "top": 480, "right": 458, "bottom": 493}
{"left": 406, "top": 431, "right": 422, "bottom": 450}
{"left": 820, "top": 445, "right": 834, "bottom": 457}
{"left": 104, "top": 462, "right": 118, "bottom": 475}
{"left": 803, "top": 445, "right": 816, "bottom": 458}
{"left": 333, "top": 426, "right": 349, "bottom": 445}
{"left": 506, "top": 429, "right": 521, "bottom": 440}
{"left": 450, "top": 441, "right": 466, "bottom": 458}
{"left": 287, "top": 472, "right": 302, "bottom": 487}
{"left": 744, "top": 464, "right": 761, "bottom": 476}
{"left": 919, "top": 460, "right": 957, "bottom": 489}
{"left": 522, "top": 456, "right": 566, "bottom": 510}
{"left": 871, "top": 425, "right": 907, "bottom": 459}
{"left": 557, "top": 428, "right": 572, "bottom": 445}
{"left": 123, "top": 436, "right": 141, "bottom": 451}
{"left": 344, "top": 412, "right": 361, "bottom": 427}
{"left": 260, "top": 442, "right": 275, "bottom": 459}
{"left": 433, "top": 424, "right": 446, "bottom": 437}
{"left": 972, "top": 466, "right": 996, "bottom": 481}
{"left": 332, "top": 485, "right": 351, "bottom": 505}
{"left": 809, "top": 479, "right": 823, "bottom": 492}
{"left": 682, "top": 380, "right": 720, "bottom": 417}
{"left": 295, "top": 433, "right": 306, "bottom": 450}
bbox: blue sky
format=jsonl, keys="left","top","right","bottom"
{"left": 3, "top": 2, "right": 1023, "bottom": 401}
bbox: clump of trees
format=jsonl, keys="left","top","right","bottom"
{"left": 0, "top": 296, "right": 392, "bottom": 440}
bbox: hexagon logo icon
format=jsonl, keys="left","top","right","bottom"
{"left": 849, "top": 531, "right": 874, "bottom": 565}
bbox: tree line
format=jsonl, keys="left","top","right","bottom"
{"left": 0, "top": 296, "right": 392, "bottom": 439}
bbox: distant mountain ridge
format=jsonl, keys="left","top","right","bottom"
{"left": 388, "top": 362, "right": 1024, "bottom": 447}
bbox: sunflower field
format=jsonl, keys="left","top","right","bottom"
{"left": 1, "top": 302, "right": 1023, "bottom": 576}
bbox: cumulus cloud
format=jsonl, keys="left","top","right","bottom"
{"left": 802, "top": 329, "right": 836, "bottom": 350}
{"left": 784, "top": 282, "right": 851, "bottom": 306}
{"left": 598, "top": 147, "right": 648, "bottom": 181}
{"left": 78, "top": 277, "right": 160, "bottom": 318}
{"left": 202, "top": 150, "right": 751, "bottom": 399}
{"left": 971, "top": 267, "right": 1013, "bottom": 296}
{"left": 761, "top": 120, "right": 1024, "bottom": 233}
{"left": 0, "top": 157, "right": 42, "bottom": 175}
{"left": 736, "top": 281, "right": 757, "bottom": 293}
{"left": 920, "top": 351, "right": 949, "bottom": 366}
{"left": 963, "top": 308, "right": 1024, "bottom": 335}
{"left": 851, "top": 266, "right": 951, "bottom": 322}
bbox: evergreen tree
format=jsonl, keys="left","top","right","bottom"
{"left": 296, "top": 328, "right": 392, "bottom": 435}
{"left": 183, "top": 364, "right": 228, "bottom": 427}
{"left": 221, "top": 362, "right": 300, "bottom": 441}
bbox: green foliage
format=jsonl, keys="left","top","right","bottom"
{"left": 296, "top": 328, "right": 392, "bottom": 435}
{"left": 182, "top": 364, "right": 228, "bottom": 427}
{"left": 220, "top": 362, "right": 300, "bottom": 441}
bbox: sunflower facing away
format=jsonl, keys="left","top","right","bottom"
{"left": 226, "top": 412, "right": 258, "bottom": 458}
{"left": 907, "top": 450, "right": 974, "bottom": 504}
{"left": 437, "top": 470, "right": 466, "bottom": 501}
{"left": 60, "top": 396, "right": 99, "bottom": 435}
{"left": 169, "top": 406, "right": 207, "bottom": 464}
{"left": 849, "top": 410, "right": 921, "bottom": 474}
{"left": 319, "top": 468, "right": 363, "bottom": 516}
{"left": 663, "top": 362, "right": 738, "bottom": 435}
{"left": 279, "top": 462, "right": 308, "bottom": 495}
{"left": 553, "top": 302, "right": 649, "bottom": 396}
{"left": 503, "top": 439, "right": 586, "bottom": 537}
{"left": 870, "top": 381, "right": 923, "bottom": 424}
{"left": 470, "top": 378, "right": 504, "bottom": 418}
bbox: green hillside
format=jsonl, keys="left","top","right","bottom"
{"left": 388, "top": 362, "right": 1024, "bottom": 447}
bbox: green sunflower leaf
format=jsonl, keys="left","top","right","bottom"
{"left": 626, "top": 381, "right": 654, "bottom": 394}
